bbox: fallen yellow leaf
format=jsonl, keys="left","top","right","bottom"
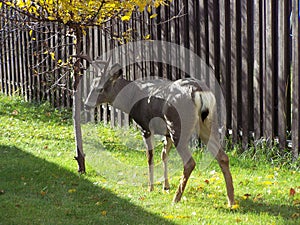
{"left": 101, "top": 211, "right": 107, "bottom": 216}
{"left": 231, "top": 203, "right": 240, "bottom": 210}
{"left": 176, "top": 215, "right": 191, "bottom": 219}
{"left": 68, "top": 189, "right": 76, "bottom": 193}
{"left": 262, "top": 181, "right": 273, "bottom": 186}
{"left": 164, "top": 215, "right": 174, "bottom": 219}
{"left": 207, "top": 194, "right": 216, "bottom": 199}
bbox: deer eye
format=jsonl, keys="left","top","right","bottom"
{"left": 98, "top": 88, "right": 104, "bottom": 93}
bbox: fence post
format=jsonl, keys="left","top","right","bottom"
{"left": 241, "top": 0, "right": 250, "bottom": 149}
{"left": 277, "top": 1, "right": 290, "bottom": 150}
{"left": 292, "top": 0, "right": 299, "bottom": 159}
{"left": 224, "top": 0, "right": 232, "bottom": 136}
{"left": 253, "top": 0, "right": 262, "bottom": 140}
{"left": 263, "top": 0, "right": 275, "bottom": 139}
{"left": 230, "top": 0, "right": 238, "bottom": 144}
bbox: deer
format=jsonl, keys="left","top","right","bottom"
{"left": 83, "top": 59, "right": 235, "bottom": 207}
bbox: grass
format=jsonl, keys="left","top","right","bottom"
{"left": 0, "top": 94, "right": 299, "bottom": 225}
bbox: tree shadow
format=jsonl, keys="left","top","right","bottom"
{"left": 238, "top": 198, "right": 299, "bottom": 223}
{"left": 216, "top": 197, "right": 299, "bottom": 224}
{"left": 0, "top": 145, "right": 175, "bottom": 225}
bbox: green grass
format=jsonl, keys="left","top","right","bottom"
{"left": 0, "top": 94, "right": 299, "bottom": 225}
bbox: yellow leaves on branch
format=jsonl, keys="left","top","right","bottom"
{"left": 49, "top": 52, "right": 55, "bottom": 60}
{"left": 150, "top": 13, "right": 158, "bottom": 19}
{"left": 121, "top": 11, "right": 132, "bottom": 22}
{"left": 9, "top": 0, "right": 170, "bottom": 26}
{"left": 143, "top": 34, "right": 151, "bottom": 40}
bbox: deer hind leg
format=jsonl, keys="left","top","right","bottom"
{"left": 143, "top": 132, "right": 154, "bottom": 191}
{"left": 215, "top": 149, "right": 235, "bottom": 207}
{"left": 161, "top": 136, "right": 172, "bottom": 190}
{"left": 199, "top": 119, "right": 235, "bottom": 207}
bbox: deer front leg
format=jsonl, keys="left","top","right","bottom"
{"left": 161, "top": 136, "right": 172, "bottom": 190}
{"left": 143, "top": 132, "right": 154, "bottom": 191}
{"left": 146, "top": 149, "right": 154, "bottom": 191}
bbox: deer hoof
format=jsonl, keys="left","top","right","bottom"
{"left": 163, "top": 180, "right": 170, "bottom": 190}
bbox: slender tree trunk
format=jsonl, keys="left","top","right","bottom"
{"left": 73, "top": 27, "right": 86, "bottom": 173}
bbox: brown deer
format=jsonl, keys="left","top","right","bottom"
{"left": 84, "top": 61, "right": 234, "bottom": 206}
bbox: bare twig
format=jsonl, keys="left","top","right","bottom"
{"left": 156, "top": 6, "right": 186, "bottom": 26}
{"left": 47, "top": 71, "right": 70, "bottom": 92}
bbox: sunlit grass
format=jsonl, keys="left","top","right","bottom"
{"left": 0, "top": 94, "right": 299, "bottom": 225}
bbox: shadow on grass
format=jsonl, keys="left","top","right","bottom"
{"left": 0, "top": 145, "right": 176, "bottom": 225}
{"left": 238, "top": 198, "right": 299, "bottom": 223}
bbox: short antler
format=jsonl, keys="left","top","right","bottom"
{"left": 97, "top": 55, "right": 111, "bottom": 76}
{"left": 74, "top": 54, "right": 111, "bottom": 77}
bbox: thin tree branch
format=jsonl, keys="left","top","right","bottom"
{"left": 156, "top": 6, "right": 186, "bottom": 26}
{"left": 88, "top": 0, "right": 105, "bottom": 24}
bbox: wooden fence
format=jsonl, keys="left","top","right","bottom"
{"left": 0, "top": 1, "right": 299, "bottom": 158}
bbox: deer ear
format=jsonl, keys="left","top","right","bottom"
{"left": 109, "top": 63, "right": 123, "bottom": 80}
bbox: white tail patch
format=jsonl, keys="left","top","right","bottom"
{"left": 193, "top": 91, "right": 201, "bottom": 109}
{"left": 200, "top": 91, "right": 216, "bottom": 115}
{"left": 194, "top": 91, "right": 216, "bottom": 116}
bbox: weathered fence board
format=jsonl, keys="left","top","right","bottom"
{"left": 230, "top": 0, "right": 238, "bottom": 143}
{"left": 277, "top": 0, "right": 290, "bottom": 149}
{"left": 224, "top": 0, "right": 232, "bottom": 136}
{"left": 292, "top": 0, "right": 299, "bottom": 159}
{"left": 263, "top": 0, "right": 275, "bottom": 139}
{"left": 253, "top": 0, "right": 261, "bottom": 140}
{"left": 240, "top": 0, "right": 249, "bottom": 148}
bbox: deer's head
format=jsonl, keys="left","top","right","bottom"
{"left": 85, "top": 61, "right": 123, "bottom": 109}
